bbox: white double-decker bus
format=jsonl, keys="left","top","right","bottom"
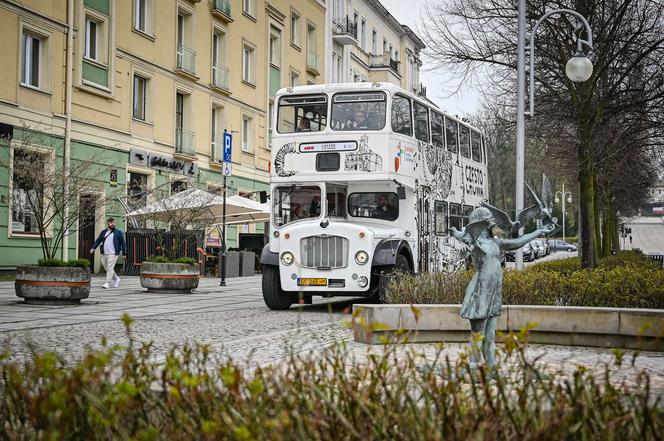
{"left": 261, "top": 82, "right": 489, "bottom": 310}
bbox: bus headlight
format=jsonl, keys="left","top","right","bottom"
{"left": 280, "top": 251, "right": 294, "bottom": 266}
{"left": 355, "top": 250, "right": 369, "bottom": 265}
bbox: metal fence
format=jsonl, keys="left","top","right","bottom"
{"left": 646, "top": 254, "right": 664, "bottom": 268}
{"left": 124, "top": 230, "right": 204, "bottom": 276}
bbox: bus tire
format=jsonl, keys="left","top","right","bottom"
{"left": 376, "top": 254, "right": 410, "bottom": 303}
{"left": 262, "top": 265, "right": 292, "bottom": 310}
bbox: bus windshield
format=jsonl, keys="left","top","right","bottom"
{"left": 330, "top": 92, "right": 386, "bottom": 131}
{"left": 277, "top": 95, "right": 328, "bottom": 133}
{"left": 272, "top": 185, "right": 322, "bottom": 227}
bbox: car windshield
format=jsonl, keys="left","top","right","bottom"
{"left": 348, "top": 192, "right": 398, "bottom": 221}
{"left": 272, "top": 185, "right": 322, "bottom": 227}
{"left": 331, "top": 92, "right": 386, "bottom": 131}
{"left": 277, "top": 95, "right": 328, "bottom": 133}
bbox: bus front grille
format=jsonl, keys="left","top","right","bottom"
{"left": 301, "top": 235, "right": 348, "bottom": 269}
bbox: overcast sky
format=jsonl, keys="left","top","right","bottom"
{"left": 380, "top": 0, "right": 483, "bottom": 116}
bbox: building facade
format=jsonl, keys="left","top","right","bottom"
{"left": 325, "top": 0, "right": 425, "bottom": 95}
{"left": 0, "top": 0, "right": 325, "bottom": 271}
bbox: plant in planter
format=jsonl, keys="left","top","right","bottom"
{"left": 7, "top": 126, "right": 111, "bottom": 304}
{"left": 131, "top": 188, "right": 216, "bottom": 293}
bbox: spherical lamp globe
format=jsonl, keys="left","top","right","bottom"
{"left": 566, "top": 51, "right": 593, "bottom": 82}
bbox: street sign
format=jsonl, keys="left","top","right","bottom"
{"left": 222, "top": 162, "right": 232, "bottom": 176}
{"left": 223, "top": 132, "right": 232, "bottom": 163}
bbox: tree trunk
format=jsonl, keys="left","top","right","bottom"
{"left": 578, "top": 145, "right": 597, "bottom": 269}
{"left": 611, "top": 211, "right": 621, "bottom": 251}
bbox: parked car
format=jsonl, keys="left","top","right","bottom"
{"left": 532, "top": 240, "right": 547, "bottom": 259}
{"left": 550, "top": 240, "right": 578, "bottom": 252}
{"left": 506, "top": 242, "right": 537, "bottom": 262}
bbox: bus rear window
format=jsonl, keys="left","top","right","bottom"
{"left": 331, "top": 92, "right": 386, "bottom": 131}
{"left": 277, "top": 95, "right": 328, "bottom": 133}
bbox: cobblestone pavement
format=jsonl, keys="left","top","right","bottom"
{"left": 2, "top": 259, "right": 663, "bottom": 399}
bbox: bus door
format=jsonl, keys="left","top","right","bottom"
{"left": 417, "top": 185, "right": 432, "bottom": 272}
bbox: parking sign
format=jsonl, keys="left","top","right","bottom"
{"left": 223, "top": 132, "right": 232, "bottom": 163}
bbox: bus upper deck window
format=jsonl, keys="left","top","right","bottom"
{"left": 277, "top": 95, "right": 328, "bottom": 133}
{"left": 431, "top": 112, "right": 444, "bottom": 148}
{"left": 471, "top": 130, "right": 481, "bottom": 162}
{"left": 445, "top": 117, "right": 458, "bottom": 154}
{"left": 459, "top": 125, "right": 470, "bottom": 159}
{"left": 331, "top": 92, "right": 386, "bottom": 131}
{"left": 414, "top": 102, "right": 430, "bottom": 143}
{"left": 391, "top": 95, "right": 412, "bottom": 136}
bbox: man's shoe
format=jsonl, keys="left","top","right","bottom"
{"left": 102, "top": 283, "right": 110, "bottom": 289}
{"left": 113, "top": 277, "right": 120, "bottom": 287}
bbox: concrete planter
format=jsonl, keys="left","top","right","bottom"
{"left": 15, "top": 265, "right": 91, "bottom": 305}
{"left": 353, "top": 304, "right": 664, "bottom": 351}
{"left": 139, "top": 262, "right": 200, "bottom": 293}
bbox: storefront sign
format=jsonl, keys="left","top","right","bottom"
{"left": 110, "top": 168, "right": 117, "bottom": 187}
{"left": 129, "top": 148, "right": 198, "bottom": 177}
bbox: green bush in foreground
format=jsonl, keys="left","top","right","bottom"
{"left": 174, "top": 257, "right": 197, "bottom": 265}
{"left": 1, "top": 318, "right": 661, "bottom": 440}
{"left": 386, "top": 251, "right": 664, "bottom": 308}
{"left": 144, "top": 256, "right": 197, "bottom": 264}
{"left": 37, "top": 258, "right": 90, "bottom": 268}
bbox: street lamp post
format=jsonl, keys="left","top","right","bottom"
{"left": 514, "top": 1, "right": 594, "bottom": 269}
{"left": 555, "top": 182, "right": 573, "bottom": 244}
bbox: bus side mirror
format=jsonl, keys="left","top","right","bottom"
{"left": 259, "top": 191, "right": 268, "bottom": 204}
{"left": 397, "top": 186, "right": 406, "bottom": 200}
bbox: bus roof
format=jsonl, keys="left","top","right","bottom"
{"left": 275, "top": 82, "right": 482, "bottom": 134}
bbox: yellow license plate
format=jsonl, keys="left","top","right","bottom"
{"left": 297, "top": 278, "right": 327, "bottom": 286}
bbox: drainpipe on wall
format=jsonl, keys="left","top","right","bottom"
{"left": 62, "top": 0, "right": 74, "bottom": 261}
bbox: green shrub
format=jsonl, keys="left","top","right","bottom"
{"left": 1, "top": 321, "right": 661, "bottom": 440}
{"left": 174, "top": 257, "right": 197, "bottom": 265}
{"left": 145, "top": 255, "right": 171, "bottom": 263}
{"left": 37, "top": 258, "right": 90, "bottom": 268}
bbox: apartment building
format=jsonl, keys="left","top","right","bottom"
{"left": 325, "top": 0, "right": 425, "bottom": 95}
{"left": 0, "top": 0, "right": 325, "bottom": 270}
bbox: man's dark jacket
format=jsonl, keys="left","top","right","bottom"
{"left": 91, "top": 228, "right": 127, "bottom": 255}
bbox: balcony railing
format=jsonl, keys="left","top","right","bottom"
{"left": 211, "top": 64, "right": 230, "bottom": 90}
{"left": 307, "top": 50, "right": 319, "bottom": 73}
{"left": 176, "top": 43, "right": 196, "bottom": 76}
{"left": 370, "top": 52, "right": 400, "bottom": 75}
{"left": 175, "top": 128, "right": 196, "bottom": 157}
{"left": 211, "top": 0, "right": 232, "bottom": 20}
{"left": 332, "top": 17, "right": 358, "bottom": 45}
{"left": 211, "top": 139, "right": 224, "bottom": 162}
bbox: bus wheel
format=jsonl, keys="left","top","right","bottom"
{"left": 262, "top": 265, "right": 292, "bottom": 310}
{"left": 376, "top": 254, "right": 411, "bottom": 303}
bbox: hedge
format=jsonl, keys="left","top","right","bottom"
{"left": 37, "top": 258, "right": 91, "bottom": 268}
{"left": 144, "top": 256, "right": 197, "bottom": 265}
{"left": 385, "top": 251, "right": 664, "bottom": 308}
{"left": 0, "top": 317, "right": 661, "bottom": 440}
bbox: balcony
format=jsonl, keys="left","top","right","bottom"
{"left": 306, "top": 50, "right": 320, "bottom": 76}
{"left": 332, "top": 17, "right": 358, "bottom": 45}
{"left": 211, "top": 64, "right": 230, "bottom": 92}
{"left": 350, "top": 45, "right": 370, "bottom": 66}
{"left": 176, "top": 44, "right": 197, "bottom": 78}
{"left": 370, "top": 52, "right": 400, "bottom": 75}
{"left": 175, "top": 128, "right": 196, "bottom": 157}
{"left": 211, "top": 0, "right": 232, "bottom": 22}
{"left": 211, "top": 139, "right": 224, "bottom": 163}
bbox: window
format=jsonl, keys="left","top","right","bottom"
{"left": 353, "top": 11, "right": 359, "bottom": 25}
{"left": 269, "top": 28, "right": 281, "bottom": 67}
{"left": 431, "top": 112, "right": 444, "bottom": 148}
{"left": 290, "top": 11, "right": 300, "bottom": 46}
{"left": 394, "top": 50, "right": 399, "bottom": 62}
{"left": 372, "top": 30, "right": 377, "bottom": 55}
{"left": 316, "top": 153, "right": 340, "bottom": 172}
{"left": 132, "top": 74, "right": 147, "bottom": 120}
{"left": 127, "top": 172, "right": 148, "bottom": 211}
{"left": 445, "top": 117, "right": 458, "bottom": 154}
{"left": 176, "top": 92, "right": 184, "bottom": 131}
{"left": 471, "top": 130, "right": 482, "bottom": 162}
{"left": 211, "top": 105, "right": 224, "bottom": 160}
{"left": 414, "top": 102, "right": 430, "bottom": 142}
{"left": 242, "top": 116, "right": 252, "bottom": 152}
{"left": 459, "top": 125, "right": 470, "bottom": 158}
{"left": 361, "top": 19, "right": 366, "bottom": 50}
{"left": 434, "top": 201, "right": 447, "bottom": 236}
{"left": 272, "top": 185, "right": 322, "bottom": 227}
{"left": 277, "top": 94, "right": 328, "bottom": 133}
{"left": 176, "top": 10, "right": 194, "bottom": 73}
{"left": 21, "top": 31, "right": 43, "bottom": 88}
{"left": 331, "top": 92, "right": 387, "bottom": 131}
{"left": 326, "top": 184, "right": 347, "bottom": 217}
{"left": 243, "top": 0, "right": 255, "bottom": 17}
{"left": 383, "top": 38, "right": 388, "bottom": 54}
{"left": 289, "top": 70, "right": 299, "bottom": 87}
{"left": 134, "top": 0, "right": 153, "bottom": 35}
{"left": 449, "top": 203, "right": 462, "bottom": 229}
{"left": 462, "top": 204, "right": 474, "bottom": 226}
{"left": 11, "top": 149, "right": 47, "bottom": 234}
{"left": 242, "top": 43, "right": 255, "bottom": 84}
{"left": 84, "top": 17, "right": 99, "bottom": 61}
{"left": 391, "top": 95, "right": 412, "bottom": 136}
{"left": 171, "top": 180, "right": 189, "bottom": 194}
{"left": 211, "top": 29, "right": 228, "bottom": 88}
{"left": 348, "top": 193, "right": 399, "bottom": 221}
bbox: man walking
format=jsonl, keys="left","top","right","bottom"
{"left": 90, "top": 218, "right": 127, "bottom": 289}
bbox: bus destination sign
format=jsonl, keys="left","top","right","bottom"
{"left": 299, "top": 141, "right": 357, "bottom": 153}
